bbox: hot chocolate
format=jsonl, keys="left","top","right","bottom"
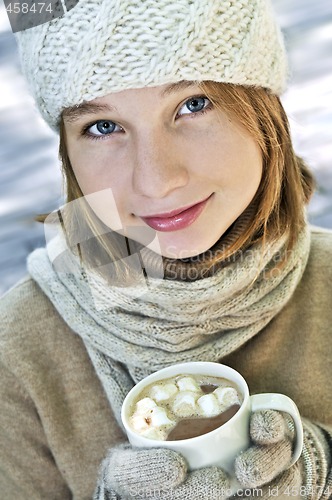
{"left": 129, "top": 374, "right": 242, "bottom": 441}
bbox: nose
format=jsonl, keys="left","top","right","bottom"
{"left": 131, "top": 128, "right": 189, "bottom": 198}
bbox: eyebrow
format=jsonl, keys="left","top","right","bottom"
{"left": 62, "top": 81, "right": 199, "bottom": 124}
{"left": 62, "top": 102, "right": 114, "bottom": 124}
{"left": 161, "top": 80, "right": 199, "bottom": 97}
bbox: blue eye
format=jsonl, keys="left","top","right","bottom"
{"left": 179, "top": 96, "right": 211, "bottom": 116}
{"left": 86, "top": 120, "right": 119, "bottom": 136}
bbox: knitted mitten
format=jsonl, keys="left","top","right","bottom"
{"left": 93, "top": 443, "right": 230, "bottom": 500}
{"left": 233, "top": 410, "right": 331, "bottom": 499}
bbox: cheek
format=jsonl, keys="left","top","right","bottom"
{"left": 67, "top": 143, "right": 128, "bottom": 195}
{"left": 178, "top": 119, "right": 261, "bottom": 186}
{"left": 66, "top": 148, "right": 129, "bottom": 229}
{"left": 66, "top": 142, "right": 93, "bottom": 186}
{"left": 210, "top": 130, "right": 262, "bottom": 193}
{"left": 230, "top": 143, "right": 262, "bottom": 191}
{"left": 66, "top": 145, "right": 134, "bottom": 230}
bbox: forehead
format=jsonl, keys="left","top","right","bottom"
{"left": 62, "top": 81, "right": 201, "bottom": 124}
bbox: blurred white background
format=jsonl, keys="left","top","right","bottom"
{"left": 0, "top": 0, "right": 332, "bottom": 295}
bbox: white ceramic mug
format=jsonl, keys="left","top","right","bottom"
{"left": 121, "top": 362, "right": 303, "bottom": 488}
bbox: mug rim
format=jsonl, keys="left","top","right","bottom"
{"left": 121, "top": 361, "right": 250, "bottom": 444}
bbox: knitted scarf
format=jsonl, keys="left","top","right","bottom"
{"left": 27, "top": 224, "right": 311, "bottom": 429}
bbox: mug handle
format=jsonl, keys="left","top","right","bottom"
{"left": 250, "top": 393, "right": 304, "bottom": 467}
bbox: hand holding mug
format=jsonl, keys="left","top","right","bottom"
{"left": 121, "top": 363, "right": 303, "bottom": 474}
{"left": 94, "top": 363, "right": 304, "bottom": 499}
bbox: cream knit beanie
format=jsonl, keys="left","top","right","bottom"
{"left": 15, "top": 0, "right": 288, "bottom": 130}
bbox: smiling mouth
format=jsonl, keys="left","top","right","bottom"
{"left": 140, "top": 195, "right": 213, "bottom": 232}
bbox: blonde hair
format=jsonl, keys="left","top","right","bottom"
{"left": 43, "top": 82, "right": 315, "bottom": 277}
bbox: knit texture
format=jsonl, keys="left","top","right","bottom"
{"left": 235, "top": 411, "right": 293, "bottom": 488}
{"left": 301, "top": 420, "right": 331, "bottom": 500}
{"left": 233, "top": 412, "right": 331, "bottom": 499}
{"left": 232, "top": 465, "right": 303, "bottom": 499}
{"left": 94, "top": 444, "right": 230, "bottom": 499}
{"left": 27, "top": 225, "right": 310, "bottom": 430}
{"left": 1, "top": 228, "right": 331, "bottom": 498}
{"left": 95, "top": 410, "right": 330, "bottom": 498}
{"left": 15, "top": 0, "right": 287, "bottom": 130}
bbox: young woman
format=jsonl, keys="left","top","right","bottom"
{"left": 0, "top": 0, "right": 331, "bottom": 498}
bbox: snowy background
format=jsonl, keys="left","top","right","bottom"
{"left": 0, "top": 0, "right": 332, "bottom": 295}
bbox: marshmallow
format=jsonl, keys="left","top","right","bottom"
{"left": 130, "top": 401, "right": 175, "bottom": 437}
{"left": 130, "top": 377, "right": 242, "bottom": 440}
{"left": 130, "top": 413, "right": 152, "bottom": 433}
{"left": 149, "top": 407, "right": 175, "bottom": 428}
{"left": 141, "top": 427, "right": 168, "bottom": 441}
{"left": 197, "top": 393, "right": 221, "bottom": 417}
{"left": 214, "top": 387, "right": 241, "bottom": 410}
{"left": 176, "top": 376, "right": 201, "bottom": 392}
{"left": 172, "top": 391, "right": 198, "bottom": 417}
{"left": 135, "top": 397, "right": 157, "bottom": 414}
{"left": 149, "top": 382, "right": 178, "bottom": 402}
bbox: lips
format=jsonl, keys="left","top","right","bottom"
{"left": 140, "top": 195, "right": 212, "bottom": 232}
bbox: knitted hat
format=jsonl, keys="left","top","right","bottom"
{"left": 15, "top": 0, "right": 287, "bottom": 130}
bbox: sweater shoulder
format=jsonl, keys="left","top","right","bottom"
{"left": 308, "top": 225, "right": 332, "bottom": 271}
{"left": 310, "top": 224, "right": 332, "bottom": 243}
{"left": 0, "top": 276, "right": 71, "bottom": 364}
{"left": 290, "top": 226, "right": 332, "bottom": 313}
{"left": 0, "top": 275, "right": 58, "bottom": 330}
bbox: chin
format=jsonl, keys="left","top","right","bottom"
{"left": 161, "top": 248, "right": 206, "bottom": 260}
{"left": 156, "top": 237, "right": 221, "bottom": 260}
{"left": 140, "top": 223, "right": 227, "bottom": 260}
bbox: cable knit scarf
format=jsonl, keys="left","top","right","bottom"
{"left": 27, "top": 225, "right": 310, "bottom": 428}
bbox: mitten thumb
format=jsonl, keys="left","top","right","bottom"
{"left": 103, "top": 443, "right": 187, "bottom": 497}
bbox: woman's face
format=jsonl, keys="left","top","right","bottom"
{"left": 64, "top": 83, "right": 262, "bottom": 258}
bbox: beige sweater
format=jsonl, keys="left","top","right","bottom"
{"left": 0, "top": 227, "right": 331, "bottom": 499}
